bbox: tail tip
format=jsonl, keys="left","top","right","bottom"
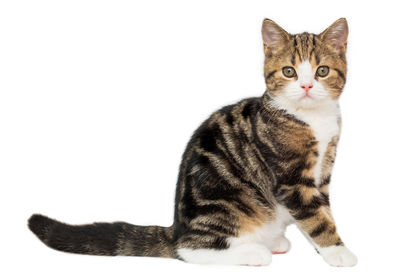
{"left": 28, "top": 214, "right": 55, "bottom": 243}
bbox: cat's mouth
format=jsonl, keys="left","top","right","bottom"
{"left": 297, "top": 91, "right": 327, "bottom": 102}
{"left": 293, "top": 91, "right": 315, "bottom": 102}
{"left": 294, "top": 93, "right": 327, "bottom": 108}
{"left": 300, "top": 93, "right": 312, "bottom": 99}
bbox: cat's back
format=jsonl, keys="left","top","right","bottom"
{"left": 182, "top": 97, "right": 262, "bottom": 158}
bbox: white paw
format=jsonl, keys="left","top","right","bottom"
{"left": 319, "top": 246, "right": 357, "bottom": 267}
{"left": 234, "top": 243, "right": 272, "bottom": 266}
{"left": 270, "top": 236, "right": 291, "bottom": 254}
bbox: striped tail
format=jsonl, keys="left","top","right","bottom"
{"left": 28, "top": 214, "right": 176, "bottom": 258}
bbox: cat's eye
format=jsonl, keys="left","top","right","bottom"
{"left": 316, "top": 66, "right": 330, "bottom": 77}
{"left": 282, "top": 67, "right": 297, "bottom": 78}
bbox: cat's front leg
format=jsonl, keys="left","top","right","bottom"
{"left": 280, "top": 184, "right": 357, "bottom": 267}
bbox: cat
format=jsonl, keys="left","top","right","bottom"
{"left": 28, "top": 18, "right": 357, "bottom": 267}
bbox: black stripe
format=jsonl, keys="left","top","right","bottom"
{"left": 315, "top": 55, "right": 320, "bottom": 65}
{"left": 274, "top": 187, "right": 288, "bottom": 196}
{"left": 284, "top": 189, "right": 303, "bottom": 210}
{"left": 319, "top": 176, "right": 331, "bottom": 187}
{"left": 311, "top": 195, "right": 328, "bottom": 208}
{"left": 241, "top": 102, "right": 252, "bottom": 118}
{"left": 299, "top": 177, "right": 316, "bottom": 187}
{"left": 233, "top": 201, "right": 256, "bottom": 216}
{"left": 285, "top": 191, "right": 325, "bottom": 211}
{"left": 295, "top": 43, "right": 302, "bottom": 60}
{"left": 186, "top": 229, "right": 214, "bottom": 236}
{"left": 212, "top": 237, "right": 228, "bottom": 249}
{"left": 278, "top": 161, "right": 316, "bottom": 187}
{"left": 310, "top": 35, "right": 316, "bottom": 59}
{"left": 321, "top": 193, "right": 330, "bottom": 206}
{"left": 310, "top": 222, "right": 328, "bottom": 238}
{"left": 293, "top": 36, "right": 303, "bottom": 60}
{"left": 266, "top": 70, "right": 276, "bottom": 81}
{"left": 291, "top": 55, "right": 295, "bottom": 66}
{"left": 198, "top": 122, "right": 222, "bottom": 153}
{"left": 196, "top": 204, "right": 231, "bottom": 216}
{"left": 294, "top": 210, "right": 317, "bottom": 220}
{"left": 225, "top": 111, "right": 234, "bottom": 125}
{"left": 196, "top": 223, "right": 235, "bottom": 235}
{"left": 334, "top": 68, "right": 346, "bottom": 82}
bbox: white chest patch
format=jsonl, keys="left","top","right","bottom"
{"left": 271, "top": 98, "right": 341, "bottom": 185}
{"left": 292, "top": 104, "right": 340, "bottom": 185}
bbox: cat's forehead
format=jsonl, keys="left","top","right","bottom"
{"left": 292, "top": 32, "right": 317, "bottom": 62}
{"left": 270, "top": 32, "right": 336, "bottom": 66}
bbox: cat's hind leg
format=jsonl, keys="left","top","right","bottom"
{"left": 177, "top": 242, "right": 272, "bottom": 266}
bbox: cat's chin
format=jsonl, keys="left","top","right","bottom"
{"left": 295, "top": 97, "right": 325, "bottom": 109}
{"left": 271, "top": 95, "right": 335, "bottom": 112}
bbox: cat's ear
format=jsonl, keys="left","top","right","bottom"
{"left": 320, "top": 18, "right": 348, "bottom": 52}
{"left": 262, "top": 19, "right": 290, "bottom": 53}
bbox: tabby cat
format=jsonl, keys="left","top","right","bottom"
{"left": 29, "top": 18, "right": 357, "bottom": 267}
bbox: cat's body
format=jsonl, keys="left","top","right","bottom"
{"left": 29, "top": 18, "right": 357, "bottom": 267}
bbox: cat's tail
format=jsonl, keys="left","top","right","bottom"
{"left": 28, "top": 214, "right": 176, "bottom": 258}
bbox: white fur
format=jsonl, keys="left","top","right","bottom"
{"left": 319, "top": 245, "right": 358, "bottom": 267}
{"left": 297, "top": 60, "right": 314, "bottom": 86}
{"left": 177, "top": 205, "right": 292, "bottom": 265}
{"left": 269, "top": 235, "right": 291, "bottom": 253}
{"left": 177, "top": 243, "right": 272, "bottom": 266}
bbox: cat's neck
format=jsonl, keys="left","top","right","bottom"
{"left": 263, "top": 92, "right": 341, "bottom": 123}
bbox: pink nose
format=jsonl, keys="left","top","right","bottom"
{"left": 301, "top": 84, "right": 313, "bottom": 94}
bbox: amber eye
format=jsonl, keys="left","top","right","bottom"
{"left": 282, "top": 66, "right": 297, "bottom": 78}
{"left": 316, "top": 66, "right": 330, "bottom": 77}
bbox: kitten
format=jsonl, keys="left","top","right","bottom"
{"left": 28, "top": 18, "right": 357, "bottom": 267}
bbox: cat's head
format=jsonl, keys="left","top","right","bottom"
{"left": 262, "top": 18, "right": 348, "bottom": 109}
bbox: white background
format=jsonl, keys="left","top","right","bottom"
{"left": 1, "top": 0, "right": 399, "bottom": 278}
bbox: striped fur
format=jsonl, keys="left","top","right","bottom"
{"left": 28, "top": 18, "right": 356, "bottom": 266}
